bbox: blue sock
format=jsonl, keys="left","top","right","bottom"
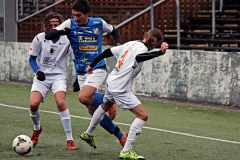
{"left": 100, "top": 114, "right": 123, "bottom": 140}
{"left": 92, "top": 93, "right": 123, "bottom": 139}
{"left": 91, "top": 93, "right": 103, "bottom": 107}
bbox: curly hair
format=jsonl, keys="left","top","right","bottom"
{"left": 143, "top": 28, "right": 164, "bottom": 50}
{"left": 43, "top": 12, "right": 64, "bottom": 33}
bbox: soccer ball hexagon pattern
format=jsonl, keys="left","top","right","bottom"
{"left": 12, "top": 135, "right": 33, "bottom": 155}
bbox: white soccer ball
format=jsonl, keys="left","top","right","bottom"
{"left": 12, "top": 135, "right": 33, "bottom": 155}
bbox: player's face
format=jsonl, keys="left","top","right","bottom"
{"left": 48, "top": 18, "right": 60, "bottom": 31}
{"left": 72, "top": 9, "right": 89, "bottom": 26}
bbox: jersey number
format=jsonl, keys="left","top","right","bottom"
{"left": 118, "top": 50, "right": 128, "bottom": 69}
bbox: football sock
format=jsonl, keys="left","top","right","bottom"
{"left": 60, "top": 109, "right": 73, "bottom": 141}
{"left": 29, "top": 109, "right": 41, "bottom": 131}
{"left": 86, "top": 106, "right": 123, "bottom": 139}
{"left": 86, "top": 106, "right": 105, "bottom": 136}
{"left": 100, "top": 114, "right": 123, "bottom": 139}
{"left": 91, "top": 93, "right": 103, "bottom": 107}
{"left": 122, "top": 118, "right": 146, "bottom": 152}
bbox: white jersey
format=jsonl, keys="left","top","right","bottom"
{"left": 29, "top": 32, "right": 74, "bottom": 75}
{"left": 107, "top": 40, "right": 148, "bottom": 93}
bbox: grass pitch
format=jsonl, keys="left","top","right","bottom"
{"left": 0, "top": 82, "right": 240, "bottom": 160}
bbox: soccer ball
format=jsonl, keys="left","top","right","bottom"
{"left": 12, "top": 135, "right": 33, "bottom": 155}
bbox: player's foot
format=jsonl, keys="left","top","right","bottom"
{"left": 67, "top": 140, "right": 78, "bottom": 150}
{"left": 119, "top": 131, "right": 128, "bottom": 147}
{"left": 119, "top": 149, "right": 145, "bottom": 160}
{"left": 31, "top": 126, "right": 42, "bottom": 147}
{"left": 80, "top": 132, "right": 96, "bottom": 149}
{"left": 108, "top": 103, "right": 117, "bottom": 120}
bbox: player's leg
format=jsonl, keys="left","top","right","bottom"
{"left": 29, "top": 78, "right": 49, "bottom": 147}
{"left": 78, "top": 69, "right": 126, "bottom": 146}
{"left": 52, "top": 77, "right": 77, "bottom": 150}
{"left": 80, "top": 101, "right": 113, "bottom": 149}
{"left": 116, "top": 92, "right": 146, "bottom": 159}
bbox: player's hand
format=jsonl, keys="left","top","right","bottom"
{"left": 36, "top": 71, "right": 46, "bottom": 81}
{"left": 72, "top": 79, "right": 80, "bottom": 92}
{"left": 161, "top": 42, "right": 169, "bottom": 53}
{"left": 86, "top": 66, "right": 93, "bottom": 74}
{"left": 61, "top": 28, "right": 70, "bottom": 34}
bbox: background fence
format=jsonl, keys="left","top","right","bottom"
{"left": 1, "top": 41, "right": 240, "bottom": 107}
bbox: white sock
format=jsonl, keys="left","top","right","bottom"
{"left": 122, "top": 118, "right": 146, "bottom": 152}
{"left": 60, "top": 109, "right": 73, "bottom": 141}
{"left": 86, "top": 106, "right": 105, "bottom": 136}
{"left": 29, "top": 109, "right": 41, "bottom": 131}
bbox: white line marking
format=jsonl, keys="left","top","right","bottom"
{"left": 1, "top": 103, "right": 240, "bottom": 144}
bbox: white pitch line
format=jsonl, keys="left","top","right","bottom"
{"left": 1, "top": 103, "right": 240, "bottom": 144}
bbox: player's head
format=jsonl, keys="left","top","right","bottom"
{"left": 72, "top": 0, "right": 90, "bottom": 26}
{"left": 143, "top": 28, "right": 164, "bottom": 51}
{"left": 43, "top": 12, "right": 63, "bottom": 33}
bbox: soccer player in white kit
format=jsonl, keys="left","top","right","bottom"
{"left": 28, "top": 12, "right": 78, "bottom": 150}
{"left": 80, "top": 28, "right": 169, "bottom": 159}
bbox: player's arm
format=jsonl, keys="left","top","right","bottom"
{"left": 45, "top": 19, "right": 71, "bottom": 40}
{"left": 110, "top": 27, "right": 121, "bottom": 45}
{"left": 29, "top": 55, "right": 39, "bottom": 73}
{"left": 136, "top": 42, "right": 169, "bottom": 63}
{"left": 29, "top": 35, "right": 46, "bottom": 81}
{"left": 86, "top": 48, "right": 114, "bottom": 73}
{"left": 102, "top": 19, "right": 121, "bottom": 45}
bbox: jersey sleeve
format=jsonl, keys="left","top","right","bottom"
{"left": 101, "top": 18, "right": 113, "bottom": 33}
{"left": 110, "top": 45, "right": 122, "bottom": 59}
{"left": 67, "top": 43, "right": 75, "bottom": 60}
{"left": 29, "top": 35, "right": 41, "bottom": 56}
{"left": 55, "top": 19, "right": 71, "bottom": 30}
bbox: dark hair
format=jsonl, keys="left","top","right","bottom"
{"left": 43, "top": 12, "right": 63, "bottom": 33}
{"left": 143, "top": 28, "right": 164, "bottom": 49}
{"left": 72, "top": 0, "right": 91, "bottom": 14}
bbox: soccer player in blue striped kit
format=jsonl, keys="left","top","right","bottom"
{"left": 81, "top": 28, "right": 169, "bottom": 159}
{"left": 45, "top": 0, "right": 127, "bottom": 147}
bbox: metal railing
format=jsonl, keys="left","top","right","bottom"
{"left": 17, "top": 0, "right": 64, "bottom": 22}
{"left": 102, "top": 0, "right": 181, "bottom": 49}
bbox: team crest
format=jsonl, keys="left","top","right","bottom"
{"left": 93, "top": 28, "right": 99, "bottom": 35}
{"left": 50, "top": 48, "right": 55, "bottom": 54}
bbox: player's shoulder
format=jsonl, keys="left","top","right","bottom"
{"left": 88, "top": 17, "right": 103, "bottom": 24}
{"left": 60, "top": 35, "right": 70, "bottom": 42}
{"left": 34, "top": 32, "right": 45, "bottom": 40}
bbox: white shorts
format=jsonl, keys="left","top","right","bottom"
{"left": 78, "top": 68, "right": 107, "bottom": 90}
{"left": 31, "top": 74, "right": 66, "bottom": 102}
{"left": 103, "top": 88, "right": 141, "bottom": 111}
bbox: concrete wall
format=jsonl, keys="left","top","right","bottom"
{"left": 1, "top": 41, "right": 240, "bottom": 107}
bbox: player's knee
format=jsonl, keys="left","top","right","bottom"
{"left": 138, "top": 112, "right": 148, "bottom": 121}
{"left": 88, "top": 106, "right": 97, "bottom": 115}
{"left": 78, "top": 94, "right": 90, "bottom": 105}
{"left": 29, "top": 101, "right": 40, "bottom": 112}
{"left": 56, "top": 100, "right": 65, "bottom": 108}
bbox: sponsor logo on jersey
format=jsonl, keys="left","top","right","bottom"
{"left": 79, "top": 50, "right": 98, "bottom": 54}
{"left": 42, "top": 57, "right": 56, "bottom": 67}
{"left": 59, "top": 42, "right": 66, "bottom": 45}
{"left": 74, "top": 31, "right": 83, "bottom": 34}
{"left": 81, "top": 57, "right": 88, "bottom": 62}
{"left": 79, "top": 46, "right": 98, "bottom": 50}
{"left": 84, "top": 30, "right": 93, "bottom": 34}
{"left": 93, "top": 28, "right": 99, "bottom": 35}
{"left": 78, "top": 36, "right": 98, "bottom": 44}
{"left": 93, "top": 21, "right": 100, "bottom": 24}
